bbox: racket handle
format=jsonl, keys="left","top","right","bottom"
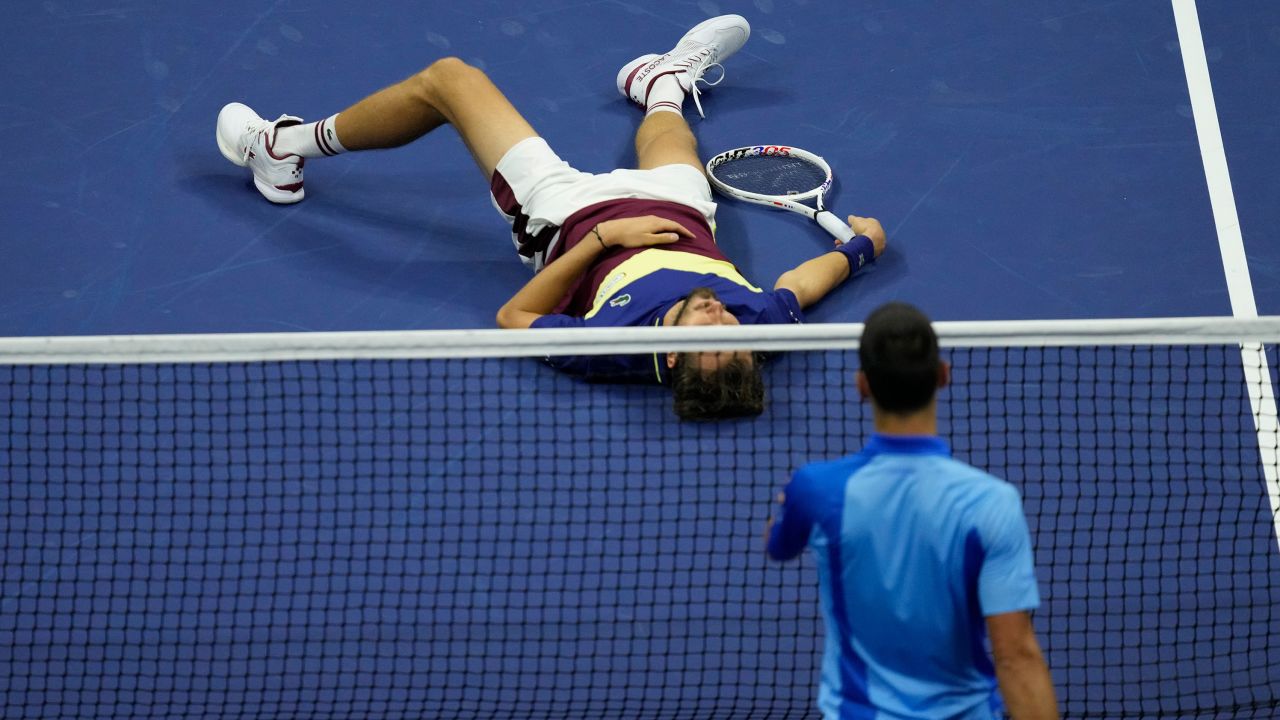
{"left": 815, "top": 210, "right": 857, "bottom": 244}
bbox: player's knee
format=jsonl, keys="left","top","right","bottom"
{"left": 425, "top": 56, "right": 473, "bottom": 75}
{"left": 416, "top": 57, "right": 486, "bottom": 100}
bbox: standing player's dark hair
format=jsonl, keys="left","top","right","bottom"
{"left": 671, "top": 353, "right": 765, "bottom": 421}
{"left": 857, "top": 302, "right": 941, "bottom": 414}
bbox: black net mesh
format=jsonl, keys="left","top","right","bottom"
{"left": 1, "top": 343, "right": 1277, "bottom": 718}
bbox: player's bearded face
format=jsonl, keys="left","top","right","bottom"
{"left": 674, "top": 288, "right": 738, "bottom": 327}
{"left": 673, "top": 288, "right": 753, "bottom": 373}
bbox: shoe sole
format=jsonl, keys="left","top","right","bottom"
{"left": 254, "top": 177, "right": 305, "bottom": 204}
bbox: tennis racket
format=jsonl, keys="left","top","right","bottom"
{"left": 706, "top": 145, "right": 855, "bottom": 244}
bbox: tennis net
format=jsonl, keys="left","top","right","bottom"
{"left": 1, "top": 318, "right": 1278, "bottom": 719}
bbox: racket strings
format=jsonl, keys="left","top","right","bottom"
{"left": 709, "top": 155, "right": 829, "bottom": 197}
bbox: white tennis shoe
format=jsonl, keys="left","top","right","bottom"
{"left": 216, "top": 102, "right": 306, "bottom": 204}
{"left": 616, "top": 14, "right": 751, "bottom": 118}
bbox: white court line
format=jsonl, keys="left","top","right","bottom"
{"left": 1172, "top": 0, "right": 1280, "bottom": 553}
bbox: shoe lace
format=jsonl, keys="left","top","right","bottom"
{"left": 678, "top": 46, "right": 727, "bottom": 118}
{"left": 241, "top": 122, "right": 266, "bottom": 164}
{"left": 244, "top": 117, "right": 302, "bottom": 170}
{"left": 689, "top": 63, "right": 726, "bottom": 118}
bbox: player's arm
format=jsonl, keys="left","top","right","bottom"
{"left": 987, "top": 611, "right": 1060, "bottom": 720}
{"left": 773, "top": 215, "right": 886, "bottom": 309}
{"left": 978, "top": 485, "right": 1058, "bottom": 719}
{"left": 496, "top": 215, "right": 693, "bottom": 329}
{"left": 765, "top": 471, "right": 816, "bottom": 560}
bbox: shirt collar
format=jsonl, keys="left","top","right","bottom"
{"left": 652, "top": 310, "right": 674, "bottom": 384}
{"left": 865, "top": 433, "right": 951, "bottom": 456}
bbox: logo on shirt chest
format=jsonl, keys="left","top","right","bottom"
{"left": 595, "top": 272, "right": 628, "bottom": 305}
{"left": 608, "top": 294, "right": 632, "bottom": 308}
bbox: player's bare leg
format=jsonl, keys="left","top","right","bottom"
{"left": 217, "top": 57, "right": 537, "bottom": 202}
{"left": 616, "top": 15, "right": 749, "bottom": 173}
{"left": 634, "top": 112, "right": 702, "bottom": 173}
{"left": 334, "top": 57, "right": 537, "bottom": 179}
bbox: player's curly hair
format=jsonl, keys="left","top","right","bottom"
{"left": 670, "top": 353, "right": 765, "bottom": 421}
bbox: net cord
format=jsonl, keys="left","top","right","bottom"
{"left": 1, "top": 316, "right": 1278, "bottom": 365}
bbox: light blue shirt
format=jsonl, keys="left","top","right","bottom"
{"left": 768, "top": 434, "right": 1041, "bottom": 719}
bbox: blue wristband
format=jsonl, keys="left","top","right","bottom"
{"left": 834, "top": 235, "right": 875, "bottom": 273}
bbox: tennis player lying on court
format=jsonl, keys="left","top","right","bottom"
{"left": 215, "top": 14, "right": 885, "bottom": 421}
{"left": 767, "top": 302, "right": 1059, "bottom": 720}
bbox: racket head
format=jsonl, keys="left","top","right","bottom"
{"left": 705, "top": 145, "right": 834, "bottom": 209}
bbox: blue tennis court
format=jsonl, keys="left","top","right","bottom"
{"left": 7, "top": 0, "right": 1277, "bottom": 333}
{"left": 2, "top": 1, "right": 1278, "bottom": 717}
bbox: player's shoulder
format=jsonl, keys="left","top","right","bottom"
{"left": 786, "top": 456, "right": 860, "bottom": 513}
{"left": 925, "top": 456, "right": 1023, "bottom": 512}
{"left": 797, "top": 452, "right": 868, "bottom": 477}
{"left": 792, "top": 453, "right": 869, "bottom": 492}
{"left": 933, "top": 454, "right": 1011, "bottom": 486}
{"left": 939, "top": 461, "right": 1028, "bottom": 525}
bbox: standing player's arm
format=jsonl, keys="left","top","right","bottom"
{"left": 987, "top": 611, "right": 1060, "bottom": 720}
{"left": 773, "top": 215, "right": 886, "bottom": 309}
{"left": 496, "top": 215, "right": 693, "bottom": 329}
{"left": 765, "top": 470, "right": 816, "bottom": 560}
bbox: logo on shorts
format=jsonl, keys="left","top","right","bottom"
{"left": 608, "top": 294, "right": 632, "bottom": 308}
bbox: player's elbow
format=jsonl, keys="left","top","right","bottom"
{"left": 774, "top": 274, "right": 815, "bottom": 309}
{"left": 495, "top": 304, "right": 520, "bottom": 329}
{"left": 995, "top": 635, "right": 1045, "bottom": 669}
{"left": 773, "top": 272, "right": 797, "bottom": 293}
{"left": 988, "top": 612, "right": 1046, "bottom": 667}
{"left": 773, "top": 273, "right": 803, "bottom": 300}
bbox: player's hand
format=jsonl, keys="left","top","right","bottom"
{"left": 838, "top": 215, "right": 887, "bottom": 258}
{"left": 764, "top": 491, "right": 786, "bottom": 544}
{"left": 597, "top": 215, "right": 693, "bottom": 249}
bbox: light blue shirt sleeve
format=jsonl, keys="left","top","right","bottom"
{"left": 976, "top": 484, "right": 1041, "bottom": 616}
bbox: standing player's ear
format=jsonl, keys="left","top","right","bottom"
{"left": 937, "top": 361, "right": 951, "bottom": 390}
{"left": 855, "top": 370, "right": 872, "bottom": 401}
{"left": 667, "top": 351, "right": 679, "bottom": 369}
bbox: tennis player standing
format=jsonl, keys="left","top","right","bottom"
{"left": 766, "top": 302, "right": 1059, "bottom": 719}
{"left": 214, "top": 14, "right": 885, "bottom": 420}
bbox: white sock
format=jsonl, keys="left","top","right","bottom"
{"left": 274, "top": 113, "right": 347, "bottom": 158}
{"left": 645, "top": 75, "right": 686, "bottom": 117}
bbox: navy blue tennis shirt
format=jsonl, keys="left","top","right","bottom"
{"left": 768, "top": 434, "right": 1041, "bottom": 720}
{"left": 528, "top": 198, "right": 803, "bottom": 382}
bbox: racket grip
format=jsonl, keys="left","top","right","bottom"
{"left": 815, "top": 210, "right": 857, "bottom": 244}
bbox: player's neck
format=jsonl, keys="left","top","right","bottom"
{"left": 871, "top": 405, "right": 938, "bottom": 437}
